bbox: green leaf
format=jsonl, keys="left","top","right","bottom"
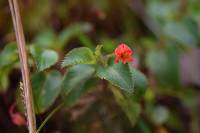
{"left": 59, "top": 22, "right": 92, "bottom": 46}
{"left": 0, "top": 68, "right": 10, "bottom": 93}
{"left": 94, "top": 45, "right": 103, "bottom": 58}
{"left": 145, "top": 48, "right": 180, "bottom": 87}
{"left": 62, "top": 47, "right": 96, "bottom": 67}
{"left": 97, "top": 61, "right": 134, "bottom": 93}
{"left": 62, "top": 64, "right": 96, "bottom": 107}
{"left": 30, "top": 45, "right": 58, "bottom": 71}
{"left": 63, "top": 78, "right": 96, "bottom": 107}
{"left": 164, "top": 21, "right": 198, "bottom": 47}
{"left": 62, "top": 64, "right": 95, "bottom": 95}
{"left": 0, "top": 43, "right": 18, "bottom": 67}
{"left": 130, "top": 68, "right": 148, "bottom": 101}
{"left": 34, "top": 29, "right": 60, "bottom": 49}
{"left": 32, "top": 71, "right": 62, "bottom": 113}
{"left": 111, "top": 87, "right": 141, "bottom": 125}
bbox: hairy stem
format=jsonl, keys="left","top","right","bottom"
{"left": 8, "top": 0, "right": 36, "bottom": 132}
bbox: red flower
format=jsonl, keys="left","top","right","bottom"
{"left": 114, "top": 43, "right": 133, "bottom": 64}
{"left": 9, "top": 103, "right": 26, "bottom": 126}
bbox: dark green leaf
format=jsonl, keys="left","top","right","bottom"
{"left": 111, "top": 87, "right": 141, "bottom": 125}
{"left": 32, "top": 71, "right": 62, "bottom": 113}
{"left": 62, "top": 64, "right": 95, "bottom": 95}
{"left": 63, "top": 78, "right": 96, "bottom": 107}
{"left": 130, "top": 68, "right": 148, "bottom": 101}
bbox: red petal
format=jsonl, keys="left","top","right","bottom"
{"left": 9, "top": 103, "right": 26, "bottom": 126}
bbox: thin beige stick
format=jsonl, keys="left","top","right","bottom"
{"left": 8, "top": 0, "right": 36, "bottom": 132}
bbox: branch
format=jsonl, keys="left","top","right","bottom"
{"left": 8, "top": 0, "right": 36, "bottom": 132}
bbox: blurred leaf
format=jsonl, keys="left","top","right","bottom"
{"left": 145, "top": 48, "right": 180, "bottom": 87}
{"left": 151, "top": 106, "right": 169, "bottom": 125}
{"left": 137, "top": 119, "right": 152, "bottom": 133}
{"left": 95, "top": 45, "right": 103, "bottom": 57}
{"left": 77, "top": 32, "right": 94, "bottom": 49}
{"left": 101, "top": 38, "right": 118, "bottom": 53}
{"left": 97, "top": 61, "right": 134, "bottom": 93}
{"left": 30, "top": 45, "right": 58, "bottom": 71}
{"left": 62, "top": 64, "right": 95, "bottom": 95}
{"left": 111, "top": 87, "right": 141, "bottom": 125}
{"left": 59, "top": 22, "right": 93, "bottom": 45}
{"left": 0, "top": 68, "right": 9, "bottom": 93}
{"left": 147, "top": 0, "right": 178, "bottom": 21}
{"left": 32, "top": 71, "right": 62, "bottom": 113}
{"left": 189, "top": 0, "right": 200, "bottom": 22}
{"left": 34, "top": 29, "right": 60, "bottom": 49}
{"left": 62, "top": 47, "right": 96, "bottom": 67}
{"left": 0, "top": 43, "right": 18, "bottom": 67}
{"left": 164, "top": 21, "right": 198, "bottom": 47}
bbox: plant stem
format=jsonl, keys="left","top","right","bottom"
{"left": 36, "top": 103, "right": 64, "bottom": 133}
{"left": 8, "top": 0, "right": 36, "bottom": 132}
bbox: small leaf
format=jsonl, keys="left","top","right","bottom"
{"left": 97, "top": 61, "right": 134, "bottom": 92}
{"left": 32, "top": 71, "right": 62, "bottom": 113}
{"left": 0, "top": 43, "right": 18, "bottom": 67}
{"left": 62, "top": 47, "right": 96, "bottom": 67}
{"left": 95, "top": 45, "right": 103, "bottom": 57}
{"left": 30, "top": 45, "right": 58, "bottom": 71}
{"left": 0, "top": 68, "right": 10, "bottom": 93}
{"left": 62, "top": 64, "right": 95, "bottom": 95}
{"left": 111, "top": 87, "right": 141, "bottom": 125}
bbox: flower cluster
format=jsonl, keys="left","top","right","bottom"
{"left": 114, "top": 43, "right": 133, "bottom": 64}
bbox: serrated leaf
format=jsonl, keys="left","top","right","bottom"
{"left": 62, "top": 64, "right": 95, "bottom": 95}
{"left": 62, "top": 47, "right": 96, "bottom": 67}
{"left": 30, "top": 45, "right": 58, "bottom": 71}
{"left": 32, "top": 71, "right": 62, "bottom": 113}
{"left": 97, "top": 61, "right": 134, "bottom": 92}
{"left": 111, "top": 87, "right": 141, "bottom": 125}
